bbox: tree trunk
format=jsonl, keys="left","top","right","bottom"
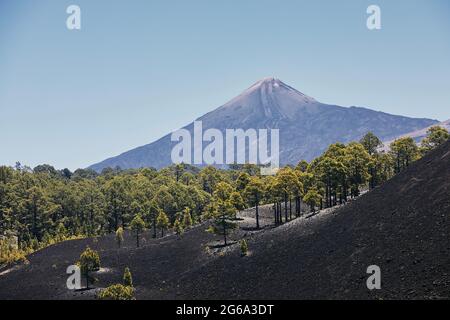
{"left": 279, "top": 202, "right": 283, "bottom": 223}
{"left": 223, "top": 215, "right": 227, "bottom": 246}
{"left": 136, "top": 232, "right": 139, "bottom": 247}
{"left": 289, "top": 198, "right": 292, "bottom": 220}
{"left": 273, "top": 204, "right": 277, "bottom": 224}
{"left": 255, "top": 200, "right": 260, "bottom": 229}
{"left": 284, "top": 193, "right": 288, "bottom": 222}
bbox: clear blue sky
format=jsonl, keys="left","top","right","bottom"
{"left": 1, "top": 0, "right": 449, "bottom": 170}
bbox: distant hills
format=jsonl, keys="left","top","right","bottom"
{"left": 382, "top": 119, "right": 450, "bottom": 151}
{"left": 89, "top": 78, "right": 438, "bottom": 171}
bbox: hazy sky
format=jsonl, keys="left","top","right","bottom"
{"left": 1, "top": 0, "right": 449, "bottom": 170}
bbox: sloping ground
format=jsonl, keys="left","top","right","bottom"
{"left": 154, "top": 140, "right": 450, "bottom": 300}
{"left": 382, "top": 118, "right": 450, "bottom": 151}
{"left": 0, "top": 208, "right": 278, "bottom": 300}
{"left": 0, "top": 141, "right": 449, "bottom": 300}
{"left": 0, "top": 223, "right": 217, "bottom": 300}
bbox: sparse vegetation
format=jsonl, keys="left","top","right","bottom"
{"left": 130, "top": 215, "right": 145, "bottom": 247}
{"left": 0, "top": 238, "right": 28, "bottom": 265}
{"left": 156, "top": 210, "right": 170, "bottom": 237}
{"left": 115, "top": 227, "right": 124, "bottom": 248}
{"left": 240, "top": 239, "right": 248, "bottom": 256}
{"left": 173, "top": 218, "right": 184, "bottom": 237}
{"left": 98, "top": 284, "right": 134, "bottom": 300}
{"left": 79, "top": 246, "right": 100, "bottom": 289}
{"left": 182, "top": 207, "right": 193, "bottom": 228}
{"left": 420, "top": 126, "right": 450, "bottom": 153}
{"left": 206, "top": 182, "right": 238, "bottom": 246}
{"left": 123, "top": 267, "right": 133, "bottom": 287}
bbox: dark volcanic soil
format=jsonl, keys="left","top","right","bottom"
{"left": 1, "top": 141, "right": 449, "bottom": 300}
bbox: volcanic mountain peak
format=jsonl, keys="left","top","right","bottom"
{"left": 210, "top": 77, "right": 318, "bottom": 123}
{"left": 88, "top": 78, "right": 438, "bottom": 171}
{"left": 240, "top": 77, "right": 316, "bottom": 103}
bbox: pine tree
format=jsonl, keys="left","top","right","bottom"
{"left": 207, "top": 199, "right": 237, "bottom": 246}
{"left": 360, "top": 132, "right": 383, "bottom": 189}
{"left": 56, "top": 222, "right": 67, "bottom": 241}
{"left": 115, "top": 227, "right": 124, "bottom": 248}
{"left": 421, "top": 126, "right": 449, "bottom": 153}
{"left": 240, "top": 239, "right": 248, "bottom": 256}
{"left": 156, "top": 210, "right": 169, "bottom": 237}
{"left": 173, "top": 218, "right": 184, "bottom": 237}
{"left": 130, "top": 215, "right": 145, "bottom": 248}
{"left": 230, "top": 191, "right": 245, "bottom": 211}
{"left": 182, "top": 207, "right": 193, "bottom": 228}
{"left": 123, "top": 267, "right": 133, "bottom": 287}
{"left": 243, "top": 177, "right": 265, "bottom": 229}
{"left": 390, "top": 137, "right": 419, "bottom": 173}
{"left": 98, "top": 284, "right": 134, "bottom": 300}
{"left": 360, "top": 132, "right": 383, "bottom": 155}
{"left": 79, "top": 246, "right": 100, "bottom": 289}
{"left": 147, "top": 200, "right": 159, "bottom": 239}
{"left": 304, "top": 188, "right": 321, "bottom": 213}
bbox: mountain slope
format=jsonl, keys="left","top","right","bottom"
{"left": 90, "top": 78, "right": 437, "bottom": 171}
{"left": 382, "top": 119, "right": 450, "bottom": 151}
{"left": 156, "top": 139, "right": 450, "bottom": 299}
{"left": 1, "top": 140, "right": 449, "bottom": 300}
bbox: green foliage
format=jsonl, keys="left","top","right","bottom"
{"left": 213, "top": 181, "right": 234, "bottom": 202}
{"left": 207, "top": 182, "right": 238, "bottom": 245}
{"left": 295, "top": 160, "right": 309, "bottom": 172}
{"left": 156, "top": 210, "right": 170, "bottom": 237}
{"left": 346, "top": 142, "right": 371, "bottom": 197}
{"left": 0, "top": 130, "right": 430, "bottom": 260}
{"left": 235, "top": 172, "right": 251, "bottom": 191}
{"left": 199, "top": 166, "right": 223, "bottom": 194}
{"left": 421, "top": 126, "right": 449, "bottom": 153}
{"left": 123, "top": 267, "right": 133, "bottom": 287}
{"left": 390, "top": 137, "right": 419, "bottom": 173}
{"left": 130, "top": 215, "right": 145, "bottom": 232}
{"left": 98, "top": 284, "right": 135, "bottom": 300}
{"left": 360, "top": 132, "right": 383, "bottom": 155}
{"left": 243, "top": 176, "right": 265, "bottom": 205}
{"left": 115, "top": 227, "right": 124, "bottom": 248}
{"left": 240, "top": 239, "right": 248, "bottom": 256}
{"left": 55, "top": 223, "right": 67, "bottom": 239}
{"left": 79, "top": 246, "right": 100, "bottom": 289}
{"left": 182, "top": 207, "right": 193, "bottom": 228}
{"left": 130, "top": 215, "right": 145, "bottom": 247}
{"left": 173, "top": 218, "right": 184, "bottom": 237}
{"left": 230, "top": 191, "right": 245, "bottom": 211}
{"left": 0, "top": 237, "right": 28, "bottom": 265}
{"left": 303, "top": 188, "right": 322, "bottom": 212}
{"left": 243, "top": 176, "right": 266, "bottom": 227}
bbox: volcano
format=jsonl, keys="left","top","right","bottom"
{"left": 89, "top": 78, "right": 437, "bottom": 171}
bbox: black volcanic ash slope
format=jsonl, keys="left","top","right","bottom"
{"left": 157, "top": 140, "right": 450, "bottom": 300}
